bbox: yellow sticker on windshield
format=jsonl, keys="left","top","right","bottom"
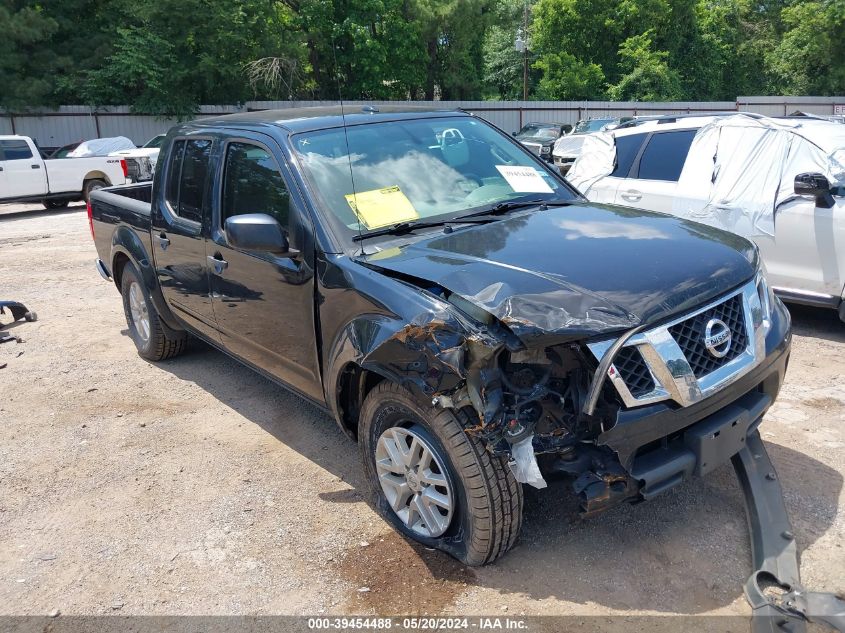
{"left": 345, "top": 186, "right": 419, "bottom": 229}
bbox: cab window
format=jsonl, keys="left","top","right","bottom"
{"left": 0, "top": 140, "right": 34, "bottom": 161}
{"left": 164, "top": 139, "right": 212, "bottom": 223}
{"left": 221, "top": 142, "right": 290, "bottom": 229}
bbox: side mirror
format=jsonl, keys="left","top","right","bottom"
{"left": 224, "top": 213, "right": 297, "bottom": 256}
{"left": 794, "top": 172, "right": 834, "bottom": 208}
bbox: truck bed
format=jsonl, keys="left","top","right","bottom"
{"left": 89, "top": 183, "right": 154, "bottom": 278}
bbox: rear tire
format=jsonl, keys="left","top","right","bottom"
{"left": 42, "top": 199, "right": 69, "bottom": 210}
{"left": 120, "top": 262, "right": 187, "bottom": 361}
{"left": 83, "top": 179, "right": 107, "bottom": 203}
{"left": 360, "top": 381, "right": 523, "bottom": 566}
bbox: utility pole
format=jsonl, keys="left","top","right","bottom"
{"left": 522, "top": 1, "right": 529, "bottom": 100}
{"left": 515, "top": 1, "right": 529, "bottom": 100}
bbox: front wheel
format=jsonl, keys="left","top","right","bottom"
{"left": 360, "top": 382, "right": 523, "bottom": 566}
{"left": 42, "top": 199, "right": 69, "bottom": 210}
{"left": 120, "top": 262, "right": 187, "bottom": 361}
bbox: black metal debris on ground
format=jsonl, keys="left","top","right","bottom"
{"left": 735, "top": 431, "right": 845, "bottom": 633}
{"left": 0, "top": 300, "right": 36, "bottom": 350}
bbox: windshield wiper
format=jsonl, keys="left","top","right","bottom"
{"left": 352, "top": 217, "right": 493, "bottom": 242}
{"left": 454, "top": 198, "right": 574, "bottom": 221}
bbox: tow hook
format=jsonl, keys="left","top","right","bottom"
{"left": 733, "top": 431, "right": 845, "bottom": 632}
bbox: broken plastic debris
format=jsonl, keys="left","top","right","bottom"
{"left": 508, "top": 434, "right": 547, "bottom": 489}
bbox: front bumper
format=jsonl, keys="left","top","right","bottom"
{"left": 573, "top": 296, "right": 791, "bottom": 513}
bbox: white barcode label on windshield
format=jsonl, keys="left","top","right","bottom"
{"left": 496, "top": 165, "right": 554, "bottom": 193}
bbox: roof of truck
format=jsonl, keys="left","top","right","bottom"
{"left": 191, "top": 105, "right": 468, "bottom": 134}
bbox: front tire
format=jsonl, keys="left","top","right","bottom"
{"left": 360, "top": 382, "right": 523, "bottom": 566}
{"left": 120, "top": 262, "right": 187, "bottom": 361}
{"left": 42, "top": 199, "right": 69, "bottom": 210}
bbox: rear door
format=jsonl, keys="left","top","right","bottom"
{"left": 615, "top": 129, "right": 697, "bottom": 213}
{"left": 151, "top": 137, "right": 219, "bottom": 341}
{"left": 588, "top": 132, "right": 648, "bottom": 204}
{"left": 0, "top": 139, "right": 47, "bottom": 198}
{"left": 208, "top": 134, "right": 323, "bottom": 401}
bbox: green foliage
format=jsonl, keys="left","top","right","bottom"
{"left": 0, "top": 2, "right": 59, "bottom": 109}
{"left": 0, "top": 0, "right": 842, "bottom": 113}
{"left": 534, "top": 52, "right": 606, "bottom": 100}
{"left": 766, "top": 0, "right": 845, "bottom": 96}
{"left": 607, "top": 31, "right": 681, "bottom": 100}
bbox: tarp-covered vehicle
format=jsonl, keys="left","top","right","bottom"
{"left": 569, "top": 114, "right": 845, "bottom": 321}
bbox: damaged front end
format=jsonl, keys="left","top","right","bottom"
{"left": 354, "top": 273, "right": 644, "bottom": 513}
{"left": 356, "top": 262, "right": 792, "bottom": 526}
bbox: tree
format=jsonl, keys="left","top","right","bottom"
{"left": 767, "top": 0, "right": 845, "bottom": 96}
{"left": 529, "top": 0, "right": 672, "bottom": 99}
{"left": 534, "top": 52, "right": 605, "bottom": 99}
{"left": 0, "top": 2, "right": 59, "bottom": 109}
{"left": 608, "top": 31, "right": 681, "bottom": 100}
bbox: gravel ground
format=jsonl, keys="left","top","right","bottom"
{"left": 1, "top": 202, "right": 843, "bottom": 623}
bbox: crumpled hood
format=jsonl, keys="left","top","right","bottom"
{"left": 362, "top": 203, "right": 757, "bottom": 345}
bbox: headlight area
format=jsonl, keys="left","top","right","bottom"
{"left": 756, "top": 268, "right": 775, "bottom": 331}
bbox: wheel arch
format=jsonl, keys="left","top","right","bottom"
{"left": 109, "top": 227, "right": 183, "bottom": 333}
{"left": 83, "top": 170, "right": 112, "bottom": 186}
{"left": 336, "top": 362, "right": 387, "bottom": 440}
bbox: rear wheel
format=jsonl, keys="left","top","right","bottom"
{"left": 83, "top": 179, "right": 107, "bottom": 203}
{"left": 360, "top": 381, "right": 523, "bottom": 566}
{"left": 42, "top": 199, "right": 69, "bottom": 210}
{"left": 120, "top": 262, "right": 187, "bottom": 361}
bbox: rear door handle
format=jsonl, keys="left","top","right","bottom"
{"left": 156, "top": 233, "right": 170, "bottom": 250}
{"left": 207, "top": 254, "right": 228, "bottom": 275}
{"left": 621, "top": 190, "right": 642, "bottom": 202}
{"left": 31, "top": 164, "right": 41, "bottom": 169}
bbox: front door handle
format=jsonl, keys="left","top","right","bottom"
{"left": 207, "top": 254, "right": 228, "bottom": 275}
{"left": 156, "top": 233, "right": 170, "bottom": 250}
{"left": 621, "top": 190, "right": 642, "bottom": 202}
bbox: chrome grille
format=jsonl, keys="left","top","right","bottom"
{"left": 521, "top": 142, "right": 542, "bottom": 156}
{"left": 612, "top": 346, "right": 655, "bottom": 397}
{"left": 589, "top": 278, "right": 768, "bottom": 409}
{"left": 668, "top": 294, "right": 747, "bottom": 378}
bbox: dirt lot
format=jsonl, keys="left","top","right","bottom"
{"left": 1, "top": 203, "right": 843, "bottom": 623}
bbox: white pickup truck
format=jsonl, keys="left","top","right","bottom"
{"left": 0, "top": 135, "right": 128, "bottom": 209}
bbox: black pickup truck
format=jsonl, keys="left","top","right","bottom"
{"left": 90, "top": 106, "right": 791, "bottom": 566}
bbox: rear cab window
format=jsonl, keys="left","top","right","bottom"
{"left": 633, "top": 129, "right": 697, "bottom": 182}
{"left": 164, "top": 138, "right": 212, "bottom": 223}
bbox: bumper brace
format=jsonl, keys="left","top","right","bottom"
{"left": 734, "top": 431, "right": 845, "bottom": 632}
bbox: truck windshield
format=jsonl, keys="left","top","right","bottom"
{"left": 292, "top": 116, "right": 574, "bottom": 243}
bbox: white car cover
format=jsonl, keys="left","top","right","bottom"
{"left": 68, "top": 136, "right": 135, "bottom": 157}
{"left": 565, "top": 132, "right": 614, "bottom": 193}
{"left": 567, "top": 114, "right": 845, "bottom": 237}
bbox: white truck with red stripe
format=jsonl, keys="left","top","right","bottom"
{"left": 0, "top": 135, "right": 128, "bottom": 209}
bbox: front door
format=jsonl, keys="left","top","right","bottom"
{"left": 0, "top": 139, "right": 46, "bottom": 198}
{"left": 151, "top": 137, "right": 219, "bottom": 342}
{"left": 762, "top": 196, "right": 845, "bottom": 298}
{"left": 208, "top": 135, "right": 322, "bottom": 401}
